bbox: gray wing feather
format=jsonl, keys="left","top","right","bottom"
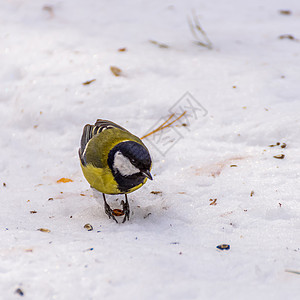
{"left": 79, "top": 119, "right": 127, "bottom": 166}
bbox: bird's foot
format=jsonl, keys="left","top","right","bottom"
{"left": 104, "top": 201, "right": 118, "bottom": 223}
{"left": 121, "top": 199, "right": 130, "bottom": 223}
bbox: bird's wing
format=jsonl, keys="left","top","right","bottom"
{"left": 79, "top": 119, "right": 128, "bottom": 166}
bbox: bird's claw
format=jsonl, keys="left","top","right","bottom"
{"left": 121, "top": 199, "right": 130, "bottom": 223}
{"left": 104, "top": 201, "right": 118, "bottom": 223}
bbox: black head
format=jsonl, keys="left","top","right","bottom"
{"left": 108, "top": 141, "right": 152, "bottom": 193}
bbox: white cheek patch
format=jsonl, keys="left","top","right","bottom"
{"left": 113, "top": 151, "right": 140, "bottom": 176}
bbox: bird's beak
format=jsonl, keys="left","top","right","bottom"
{"left": 142, "top": 170, "right": 153, "bottom": 180}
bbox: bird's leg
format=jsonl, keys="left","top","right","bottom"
{"left": 121, "top": 194, "right": 130, "bottom": 223}
{"left": 102, "top": 193, "right": 118, "bottom": 223}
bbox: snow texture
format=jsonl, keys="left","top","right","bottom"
{"left": 0, "top": 0, "right": 300, "bottom": 299}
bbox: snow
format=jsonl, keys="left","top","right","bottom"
{"left": 1, "top": 0, "right": 300, "bottom": 299}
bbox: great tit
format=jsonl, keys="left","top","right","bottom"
{"left": 79, "top": 119, "right": 152, "bottom": 223}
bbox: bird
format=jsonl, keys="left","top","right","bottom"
{"left": 79, "top": 119, "right": 152, "bottom": 223}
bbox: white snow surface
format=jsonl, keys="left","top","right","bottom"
{"left": 1, "top": 0, "right": 300, "bottom": 299}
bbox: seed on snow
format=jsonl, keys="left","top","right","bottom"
{"left": 84, "top": 224, "right": 93, "bottom": 231}
{"left": 37, "top": 228, "right": 51, "bottom": 233}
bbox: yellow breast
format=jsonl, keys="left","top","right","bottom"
{"left": 80, "top": 162, "right": 147, "bottom": 195}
